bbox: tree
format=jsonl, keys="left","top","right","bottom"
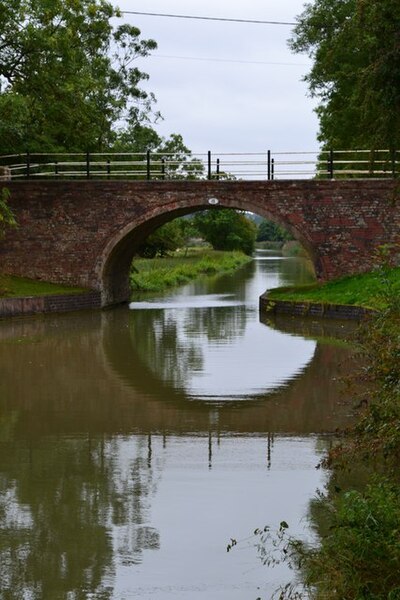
{"left": 289, "top": 0, "right": 400, "bottom": 151}
{"left": 257, "top": 219, "right": 292, "bottom": 243}
{"left": 136, "top": 219, "right": 185, "bottom": 258}
{"left": 194, "top": 209, "right": 257, "bottom": 255}
{"left": 113, "top": 126, "right": 204, "bottom": 179}
{"left": 157, "top": 134, "right": 204, "bottom": 179}
{"left": 0, "top": 0, "right": 158, "bottom": 153}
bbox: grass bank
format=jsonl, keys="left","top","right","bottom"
{"left": 267, "top": 266, "right": 400, "bottom": 311}
{"left": 0, "top": 275, "right": 87, "bottom": 297}
{"left": 264, "top": 276, "right": 400, "bottom": 598}
{"left": 130, "top": 250, "right": 252, "bottom": 293}
{"left": 291, "top": 298, "right": 400, "bottom": 599}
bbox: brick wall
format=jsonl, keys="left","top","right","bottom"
{"left": 0, "top": 179, "right": 399, "bottom": 306}
{"left": 259, "top": 295, "right": 373, "bottom": 320}
{"left": 0, "top": 291, "right": 101, "bottom": 318}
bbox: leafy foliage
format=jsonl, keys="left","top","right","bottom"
{"left": 113, "top": 127, "right": 204, "bottom": 179}
{"left": 0, "top": 187, "right": 17, "bottom": 293}
{"left": 194, "top": 209, "right": 257, "bottom": 256}
{"left": 244, "top": 251, "right": 400, "bottom": 598}
{"left": 290, "top": 0, "right": 400, "bottom": 150}
{"left": 297, "top": 481, "right": 400, "bottom": 600}
{"left": 136, "top": 220, "right": 185, "bottom": 259}
{"left": 257, "top": 219, "right": 292, "bottom": 243}
{"left": 0, "top": 187, "right": 16, "bottom": 238}
{"left": 291, "top": 257, "right": 400, "bottom": 598}
{"left": 0, "top": 0, "right": 157, "bottom": 153}
{"left": 135, "top": 216, "right": 202, "bottom": 259}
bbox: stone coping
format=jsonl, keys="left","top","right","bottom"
{"left": 0, "top": 291, "right": 101, "bottom": 318}
{"left": 259, "top": 293, "right": 375, "bottom": 321}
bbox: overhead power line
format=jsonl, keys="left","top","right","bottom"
{"left": 151, "top": 54, "right": 307, "bottom": 67}
{"left": 120, "top": 11, "right": 296, "bottom": 26}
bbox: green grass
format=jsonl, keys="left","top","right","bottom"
{"left": 130, "top": 250, "right": 252, "bottom": 293}
{"left": 267, "top": 267, "right": 400, "bottom": 310}
{"left": 0, "top": 250, "right": 251, "bottom": 299}
{"left": 0, "top": 275, "right": 88, "bottom": 298}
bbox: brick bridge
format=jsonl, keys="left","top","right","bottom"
{"left": 0, "top": 179, "right": 399, "bottom": 307}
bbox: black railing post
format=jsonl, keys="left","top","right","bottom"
{"left": 161, "top": 157, "right": 166, "bottom": 180}
{"left": 216, "top": 158, "right": 220, "bottom": 181}
{"left": 271, "top": 158, "right": 275, "bottom": 180}
{"left": 208, "top": 151, "right": 212, "bottom": 180}
{"left": 146, "top": 150, "right": 151, "bottom": 180}
{"left": 55, "top": 161, "right": 58, "bottom": 176}
{"left": 107, "top": 159, "right": 111, "bottom": 180}
{"left": 26, "top": 151, "right": 30, "bottom": 179}
{"left": 267, "top": 150, "right": 271, "bottom": 181}
{"left": 328, "top": 149, "right": 334, "bottom": 179}
{"left": 86, "top": 152, "right": 90, "bottom": 179}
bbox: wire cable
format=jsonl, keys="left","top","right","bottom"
{"left": 120, "top": 11, "right": 296, "bottom": 26}
{"left": 150, "top": 54, "right": 307, "bottom": 67}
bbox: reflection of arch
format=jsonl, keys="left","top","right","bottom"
{"left": 98, "top": 200, "right": 316, "bottom": 306}
{"left": 102, "top": 305, "right": 317, "bottom": 407}
{"left": 101, "top": 308, "right": 354, "bottom": 433}
{"left": 0, "top": 308, "right": 355, "bottom": 435}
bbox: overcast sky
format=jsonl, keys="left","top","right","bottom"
{"left": 113, "top": 1, "right": 319, "bottom": 155}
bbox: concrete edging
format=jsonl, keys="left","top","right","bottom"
{"left": 259, "top": 293, "right": 374, "bottom": 320}
{"left": 0, "top": 291, "right": 102, "bottom": 318}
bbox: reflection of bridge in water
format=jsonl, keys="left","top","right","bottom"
{"left": 0, "top": 306, "right": 358, "bottom": 598}
{"left": 0, "top": 308, "right": 357, "bottom": 439}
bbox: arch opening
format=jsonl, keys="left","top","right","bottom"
{"left": 98, "top": 202, "right": 319, "bottom": 307}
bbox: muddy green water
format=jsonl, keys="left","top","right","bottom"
{"left": 0, "top": 252, "right": 357, "bottom": 599}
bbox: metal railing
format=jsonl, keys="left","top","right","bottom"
{"left": 0, "top": 149, "right": 399, "bottom": 181}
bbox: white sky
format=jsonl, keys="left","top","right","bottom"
{"left": 113, "top": 1, "right": 319, "bottom": 154}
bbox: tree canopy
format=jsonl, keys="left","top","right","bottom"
{"left": 256, "top": 219, "right": 292, "bottom": 243}
{"left": 290, "top": 0, "right": 400, "bottom": 150}
{"left": 136, "top": 219, "right": 185, "bottom": 258}
{"left": 0, "top": 0, "right": 158, "bottom": 153}
{"left": 194, "top": 210, "right": 257, "bottom": 256}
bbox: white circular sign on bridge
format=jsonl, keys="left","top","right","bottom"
{"left": 208, "top": 197, "right": 219, "bottom": 205}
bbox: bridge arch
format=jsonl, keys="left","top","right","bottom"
{"left": 1, "top": 179, "right": 398, "bottom": 307}
{"left": 98, "top": 198, "right": 315, "bottom": 306}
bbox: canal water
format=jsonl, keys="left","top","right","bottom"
{"left": 0, "top": 252, "right": 357, "bottom": 599}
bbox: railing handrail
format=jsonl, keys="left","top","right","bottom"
{"left": 1, "top": 149, "right": 398, "bottom": 182}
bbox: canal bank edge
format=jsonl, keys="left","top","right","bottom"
{"left": 1, "top": 290, "right": 373, "bottom": 320}
{"left": 259, "top": 293, "right": 374, "bottom": 320}
{"left": 0, "top": 291, "right": 101, "bottom": 318}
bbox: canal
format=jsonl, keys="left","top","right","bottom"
{"left": 0, "top": 251, "right": 357, "bottom": 599}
